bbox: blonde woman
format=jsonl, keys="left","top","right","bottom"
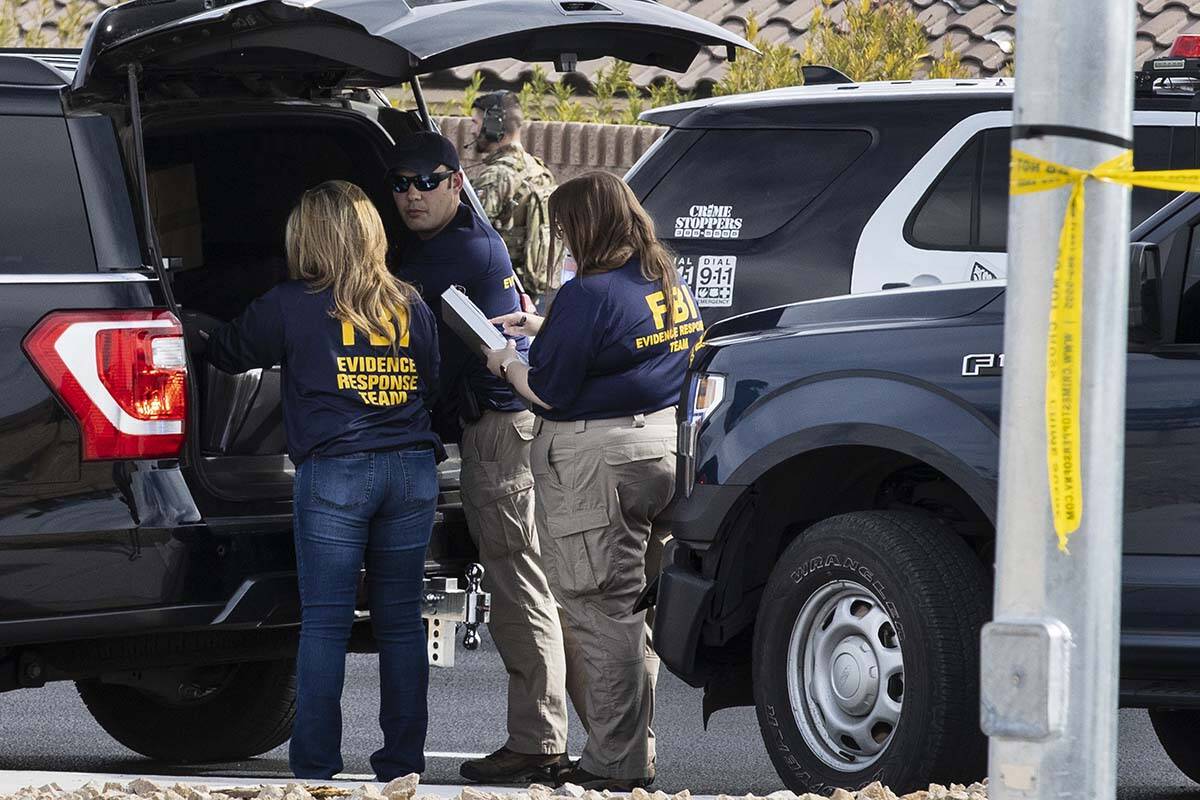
{"left": 206, "top": 180, "right": 441, "bottom": 781}
{"left": 484, "top": 171, "right": 703, "bottom": 791}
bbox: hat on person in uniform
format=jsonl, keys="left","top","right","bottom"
{"left": 387, "top": 131, "right": 461, "bottom": 176}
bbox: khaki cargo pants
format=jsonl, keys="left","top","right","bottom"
{"left": 460, "top": 409, "right": 568, "bottom": 754}
{"left": 530, "top": 408, "right": 676, "bottom": 780}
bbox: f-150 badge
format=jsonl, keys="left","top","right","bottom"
{"left": 962, "top": 353, "right": 1004, "bottom": 377}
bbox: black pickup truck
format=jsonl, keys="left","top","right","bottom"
{"left": 653, "top": 190, "right": 1200, "bottom": 795}
{"left": 0, "top": 0, "right": 746, "bottom": 764}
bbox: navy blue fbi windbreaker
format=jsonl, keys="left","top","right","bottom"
{"left": 206, "top": 280, "right": 443, "bottom": 466}
{"left": 528, "top": 257, "right": 704, "bottom": 421}
{"left": 399, "top": 203, "right": 530, "bottom": 438}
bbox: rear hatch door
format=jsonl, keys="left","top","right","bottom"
{"left": 72, "top": 0, "right": 752, "bottom": 95}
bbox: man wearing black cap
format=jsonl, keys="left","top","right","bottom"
{"left": 388, "top": 131, "right": 570, "bottom": 784}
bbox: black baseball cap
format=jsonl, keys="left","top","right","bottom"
{"left": 388, "top": 131, "right": 460, "bottom": 175}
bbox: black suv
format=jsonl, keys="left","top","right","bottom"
{"left": 0, "top": 0, "right": 745, "bottom": 763}
{"left": 650, "top": 77, "right": 1200, "bottom": 798}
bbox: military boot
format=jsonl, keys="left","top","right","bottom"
{"left": 459, "top": 747, "right": 571, "bottom": 785}
{"left": 555, "top": 764, "right": 655, "bottom": 792}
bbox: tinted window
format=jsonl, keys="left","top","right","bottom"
{"left": 978, "top": 130, "right": 1010, "bottom": 249}
{"left": 0, "top": 116, "right": 96, "bottom": 273}
{"left": 1129, "top": 126, "right": 1183, "bottom": 225}
{"left": 641, "top": 129, "right": 871, "bottom": 242}
{"left": 1178, "top": 225, "right": 1200, "bottom": 344}
{"left": 910, "top": 126, "right": 1188, "bottom": 253}
{"left": 909, "top": 136, "right": 977, "bottom": 249}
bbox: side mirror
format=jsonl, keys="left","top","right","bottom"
{"left": 1129, "top": 241, "right": 1162, "bottom": 343}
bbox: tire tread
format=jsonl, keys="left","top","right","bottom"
{"left": 76, "top": 658, "right": 296, "bottom": 763}
{"left": 753, "top": 511, "right": 990, "bottom": 792}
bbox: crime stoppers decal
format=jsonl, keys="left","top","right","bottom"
{"left": 674, "top": 204, "right": 743, "bottom": 239}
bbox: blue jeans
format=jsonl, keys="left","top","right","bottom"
{"left": 289, "top": 448, "right": 437, "bottom": 781}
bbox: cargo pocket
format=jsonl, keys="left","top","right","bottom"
{"left": 603, "top": 440, "right": 667, "bottom": 467}
{"left": 310, "top": 453, "right": 373, "bottom": 509}
{"left": 461, "top": 459, "right": 536, "bottom": 555}
{"left": 543, "top": 506, "right": 611, "bottom": 597}
{"left": 512, "top": 417, "right": 535, "bottom": 442}
{"left": 532, "top": 435, "right": 576, "bottom": 492}
{"left": 603, "top": 438, "right": 675, "bottom": 521}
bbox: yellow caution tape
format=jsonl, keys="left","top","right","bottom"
{"left": 1011, "top": 149, "right": 1200, "bottom": 550}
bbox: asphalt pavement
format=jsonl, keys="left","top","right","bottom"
{"left": 0, "top": 630, "right": 1195, "bottom": 798}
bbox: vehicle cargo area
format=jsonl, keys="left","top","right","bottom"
{"left": 141, "top": 108, "right": 471, "bottom": 566}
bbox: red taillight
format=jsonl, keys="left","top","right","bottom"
{"left": 23, "top": 310, "right": 187, "bottom": 460}
{"left": 1171, "top": 35, "right": 1200, "bottom": 58}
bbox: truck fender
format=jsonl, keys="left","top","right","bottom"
{"left": 715, "top": 372, "right": 999, "bottom": 522}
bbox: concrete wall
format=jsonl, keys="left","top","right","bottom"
{"left": 436, "top": 116, "right": 666, "bottom": 184}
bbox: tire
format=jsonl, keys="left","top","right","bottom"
{"left": 1150, "top": 708, "right": 1200, "bottom": 783}
{"left": 752, "top": 511, "right": 990, "bottom": 795}
{"left": 77, "top": 659, "right": 296, "bottom": 763}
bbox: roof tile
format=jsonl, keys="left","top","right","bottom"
{"left": 952, "top": 2, "right": 1004, "bottom": 31}
{"left": 1140, "top": 0, "right": 1191, "bottom": 15}
{"left": 918, "top": 5, "right": 955, "bottom": 36}
{"left": 12, "top": 0, "right": 1200, "bottom": 92}
{"left": 1141, "top": 6, "right": 1191, "bottom": 45}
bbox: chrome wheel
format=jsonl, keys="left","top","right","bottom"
{"left": 786, "top": 580, "right": 905, "bottom": 771}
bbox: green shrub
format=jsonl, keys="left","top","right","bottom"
{"left": 457, "top": 70, "right": 484, "bottom": 117}
{"left": 647, "top": 80, "right": 690, "bottom": 110}
{"left": 55, "top": 0, "right": 92, "bottom": 46}
{"left": 0, "top": 0, "right": 98, "bottom": 48}
{"left": 0, "top": 1, "right": 20, "bottom": 47}
{"left": 21, "top": 0, "right": 55, "bottom": 48}
{"left": 517, "top": 64, "right": 550, "bottom": 119}
{"left": 713, "top": 12, "right": 803, "bottom": 96}
{"left": 803, "top": 0, "right": 970, "bottom": 82}
{"left": 590, "top": 59, "right": 637, "bottom": 123}
{"left": 619, "top": 96, "right": 645, "bottom": 126}
{"left": 549, "top": 79, "right": 587, "bottom": 122}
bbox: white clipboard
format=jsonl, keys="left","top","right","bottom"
{"left": 441, "top": 286, "right": 525, "bottom": 360}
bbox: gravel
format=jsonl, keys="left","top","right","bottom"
{"left": 0, "top": 779, "right": 992, "bottom": 800}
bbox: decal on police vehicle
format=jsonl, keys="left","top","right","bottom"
{"left": 695, "top": 255, "right": 737, "bottom": 308}
{"left": 674, "top": 204, "right": 743, "bottom": 239}
{"left": 962, "top": 352, "right": 1004, "bottom": 377}
{"left": 971, "top": 261, "right": 998, "bottom": 281}
{"left": 677, "top": 255, "right": 696, "bottom": 288}
{"left": 639, "top": 287, "right": 704, "bottom": 353}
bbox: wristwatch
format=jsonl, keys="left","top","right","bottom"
{"left": 499, "top": 356, "right": 521, "bottom": 380}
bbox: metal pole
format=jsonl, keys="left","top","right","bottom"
{"left": 983, "top": 3, "right": 1134, "bottom": 800}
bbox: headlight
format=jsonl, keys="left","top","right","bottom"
{"left": 680, "top": 373, "right": 725, "bottom": 495}
{"left": 687, "top": 373, "right": 726, "bottom": 426}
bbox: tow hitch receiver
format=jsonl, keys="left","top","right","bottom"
{"left": 422, "top": 564, "right": 489, "bottom": 668}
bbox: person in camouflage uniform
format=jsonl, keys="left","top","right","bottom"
{"left": 468, "top": 91, "right": 559, "bottom": 305}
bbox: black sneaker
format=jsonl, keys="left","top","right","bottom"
{"left": 557, "top": 764, "right": 655, "bottom": 792}
{"left": 459, "top": 747, "right": 571, "bottom": 785}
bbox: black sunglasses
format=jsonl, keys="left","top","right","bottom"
{"left": 390, "top": 170, "right": 456, "bottom": 193}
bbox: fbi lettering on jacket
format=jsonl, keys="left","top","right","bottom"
{"left": 637, "top": 288, "right": 704, "bottom": 353}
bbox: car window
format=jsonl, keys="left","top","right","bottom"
{"left": 1128, "top": 126, "right": 1187, "bottom": 226}
{"left": 908, "top": 136, "right": 977, "bottom": 250}
{"left": 1177, "top": 224, "right": 1200, "bottom": 344}
{"left": 908, "top": 126, "right": 1189, "bottom": 254}
{"left": 977, "top": 130, "right": 1010, "bottom": 250}
{"left": 640, "top": 129, "right": 871, "bottom": 242}
{"left": 0, "top": 115, "right": 96, "bottom": 273}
